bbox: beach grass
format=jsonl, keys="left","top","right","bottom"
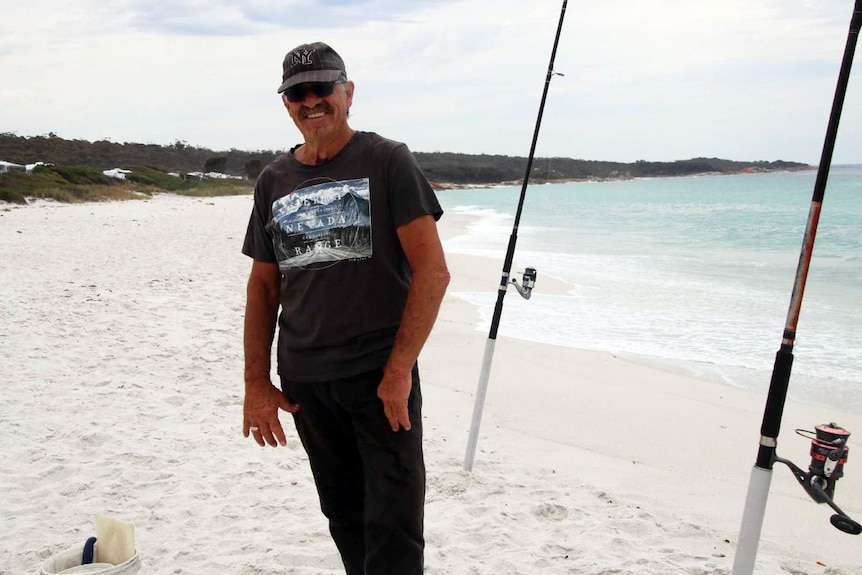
{"left": 0, "top": 164, "right": 253, "bottom": 204}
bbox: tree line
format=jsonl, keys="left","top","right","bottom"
{"left": 413, "top": 152, "right": 810, "bottom": 185}
{"left": 1, "top": 133, "right": 810, "bottom": 186}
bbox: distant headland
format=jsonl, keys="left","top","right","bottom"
{"left": 0, "top": 132, "right": 812, "bottom": 204}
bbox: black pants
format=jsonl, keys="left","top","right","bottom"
{"left": 281, "top": 366, "right": 425, "bottom": 575}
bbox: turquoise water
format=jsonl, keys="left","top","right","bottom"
{"left": 437, "top": 166, "right": 862, "bottom": 414}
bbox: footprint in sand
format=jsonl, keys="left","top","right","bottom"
{"left": 533, "top": 502, "right": 568, "bottom": 521}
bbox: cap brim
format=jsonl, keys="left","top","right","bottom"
{"left": 277, "top": 70, "right": 344, "bottom": 93}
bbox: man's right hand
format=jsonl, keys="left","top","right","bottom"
{"left": 243, "top": 379, "right": 300, "bottom": 447}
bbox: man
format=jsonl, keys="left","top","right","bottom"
{"left": 241, "top": 41, "right": 449, "bottom": 575}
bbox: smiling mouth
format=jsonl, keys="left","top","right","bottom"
{"left": 301, "top": 104, "right": 331, "bottom": 120}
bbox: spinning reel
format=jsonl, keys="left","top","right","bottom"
{"left": 773, "top": 423, "right": 861, "bottom": 535}
{"left": 510, "top": 267, "right": 537, "bottom": 299}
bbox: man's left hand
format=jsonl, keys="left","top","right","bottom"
{"left": 377, "top": 370, "right": 412, "bottom": 432}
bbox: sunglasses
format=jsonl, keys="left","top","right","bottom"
{"left": 283, "top": 81, "right": 345, "bottom": 103}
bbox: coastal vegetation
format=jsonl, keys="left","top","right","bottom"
{"left": 0, "top": 163, "right": 251, "bottom": 205}
{"left": 0, "top": 133, "right": 810, "bottom": 204}
{"left": 413, "top": 152, "right": 809, "bottom": 186}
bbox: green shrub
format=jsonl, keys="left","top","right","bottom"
{"left": 126, "top": 166, "right": 188, "bottom": 191}
{"left": 48, "top": 164, "right": 116, "bottom": 186}
{"left": 0, "top": 189, "right": 27, "bottom": 204}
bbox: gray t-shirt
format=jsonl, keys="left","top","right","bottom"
{"left": 242, "top": 131, "right": 443, "bottom": 382}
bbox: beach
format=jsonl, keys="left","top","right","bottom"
{"left": 1, "top": 193, "right": 860, "bottom": 575}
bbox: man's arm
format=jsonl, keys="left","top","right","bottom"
{"left": 243, "top": 259, "right": 298, "bottom": 447}
{"left": 378, "top": 214, "right": 450, "bottom": 431}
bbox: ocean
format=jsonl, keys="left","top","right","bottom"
{"left": 436, "top": 165, "right": 862, "bottom": 416}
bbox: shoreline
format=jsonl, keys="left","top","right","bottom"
{"left": 431, "top": 206, "right": 862, "bottom": 563}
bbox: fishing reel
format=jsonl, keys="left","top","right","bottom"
{"left": 510, "top": 267, "right": 537, "bottom": 299}
{"left": 773, "top": 423, "right": 861, "bottom": 535}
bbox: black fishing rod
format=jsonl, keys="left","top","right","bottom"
{"left": 464, "top": 0, "right": 567, "bottom": 472}
{"left": 732, "top": 2, "right": 862, "bottom": 572}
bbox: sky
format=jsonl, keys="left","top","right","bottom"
{"left": 1, "top": 0, "right": 860, "bottom": 164}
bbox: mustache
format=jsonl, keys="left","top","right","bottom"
{"left": 299, "top": 103, "right": 334, "bottom": 119}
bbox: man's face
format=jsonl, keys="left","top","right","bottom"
{"left": 282, "top": 80, "right": 354, "bottom": 142}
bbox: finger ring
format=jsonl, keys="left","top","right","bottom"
{"left": 250, "top": 426, "right": 259, "bottom": 432}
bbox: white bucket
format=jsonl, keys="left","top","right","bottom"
{"left": 39, "top": 543, "right": 140, "bottom": 575}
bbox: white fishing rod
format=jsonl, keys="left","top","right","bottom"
{"left": 732, "top": 2, "right": 862, "bottom": 573}
{"left": 463, "top": 0, "right": 567, "bottom": 472}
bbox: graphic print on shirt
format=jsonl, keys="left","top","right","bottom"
{"left": 268, "top": 178, "right": 372, "bottom": 271}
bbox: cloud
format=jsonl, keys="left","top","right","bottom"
{"left": 88, "top": 0, "right": 457, "bottom": 36}
{"left": 0, "top": 0, "right": 859, "bottom": 163}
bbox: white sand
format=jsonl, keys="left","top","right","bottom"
{"left": 1, "top": 194, "right": 860, "bottom": 575}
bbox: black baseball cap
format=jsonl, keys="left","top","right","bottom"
{"left": 277, "top": 42, "right": 347, "bottom": 94}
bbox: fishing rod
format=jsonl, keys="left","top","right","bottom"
{"left": 463, "top": 0, "right": 567, "bottom": 472}
{"left": 732, "top": 2, "right": 862, "bottom": 573}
